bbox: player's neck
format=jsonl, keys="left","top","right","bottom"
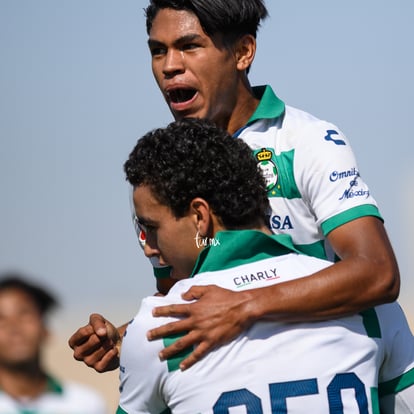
{"left": 0, "top": 363, "right": 47, "bottom": 400}
{"left": 222, "top": 81, "right": 260, "bottom": 136}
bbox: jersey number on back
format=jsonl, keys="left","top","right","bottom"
{"left": 213, "top": 373, "right": 370, "bottom": 413}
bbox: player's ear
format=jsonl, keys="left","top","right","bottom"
{"left": 235, "top": 34, "right": 256, "bottom": 72}
{"left": 190, "top": 197, "right": 213, "bottom": 237}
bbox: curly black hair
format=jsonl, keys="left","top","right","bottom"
{"left": 145, "top": 0, "right": 268, "bottom": 42}
{"left": 124, "top": 118, "right": 269, "bottom": 229}
{"left": 0, "top": 273, "right": 58, "bottom": 316}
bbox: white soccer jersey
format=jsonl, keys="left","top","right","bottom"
{"left": 0, "top": 377, "right": 108, "bottom": 414}
{"left": 118, "top": 231, "right": 414, "bottom": 414}
{"left": 237, "top": 85, "right": 381, "bottom": 260}
{"left": 152, "top": 86, "right": 380, "bottom": 278}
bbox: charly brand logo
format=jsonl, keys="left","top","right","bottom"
{"left": 194, "top": 231, "right": 221, "bottom": 248}
{"left": 233, "top": 268, "right": 279, "bottom": 288}
{"left": 324, "top": 130, "right": 346, "bottom": 146}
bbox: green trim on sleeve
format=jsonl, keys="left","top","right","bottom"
{"left": 321, "top": 205, "right": 382, "bottom": 236}
{"left": 379, "top": 367, "right": 414, "bottom": 396}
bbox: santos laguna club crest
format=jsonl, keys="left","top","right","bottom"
{"left": 255, "top": 148, "right": 278, "bottom": 192}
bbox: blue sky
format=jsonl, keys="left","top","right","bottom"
{"left": 1, "top": 0, "right": 413, "bottom": 336}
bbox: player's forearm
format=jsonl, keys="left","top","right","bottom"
{"left": 243, "top": 256, "right": 399, "bottom": 324}
{"left": 247, "top": 217, "right": 400, "bottom": 323}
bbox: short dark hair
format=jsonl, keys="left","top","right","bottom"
{"left": 124, "top": 118, "right": 269, "bottom": 229}
{"left": 0, "top": 273, "right": 58, "bottom": 316}
{"left": 145, "top": 0, "right": 268, "bottom": 43}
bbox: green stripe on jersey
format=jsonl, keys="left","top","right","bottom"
{"left": 379, "top": 367, "right": 414, "bottom": 396}
{"left": 163, "top": 333, "right": 193, "bottom": 372}
{"left": 295, "top": 240, "right": 327, "bottom": 260}
{"left": 117, "top": 405, "right": 171, "bottom": 414}
{"left": 359, "top": 308, "right": 382, "bottom": 338}
{"left": 370, "top": 387, "right": 380, "bottom": 414}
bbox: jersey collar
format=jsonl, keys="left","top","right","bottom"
{"left": 234, "top": 85, "right": 285, "bottom": 137}
{"left": 191, "top": 230, "right": 299, "bottom": 276}
{"left": 0, "top": 375, "right": 63, "bottom": 395}
{"left": 46, "top": 376, "right": 63, "bottom": 394}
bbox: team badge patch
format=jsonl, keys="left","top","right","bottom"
{"left": 255, "top": 148, "right": 278, "bottom": 192}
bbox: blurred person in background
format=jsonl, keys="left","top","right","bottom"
{"left": 0, "top": 273, "right": 108, "bottom": 414}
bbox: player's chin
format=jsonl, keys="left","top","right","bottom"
{"left": 170, "top": 110, "right": 196, "bottom": 122}
{"left": 169, "top": 105, "right": 205, "bottom": 122}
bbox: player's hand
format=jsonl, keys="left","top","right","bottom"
{"left": 68, "top": 313, "right": 124, "bottom": 373}
{"left": 147, "top": 285, "right": 254, "bottom": 370}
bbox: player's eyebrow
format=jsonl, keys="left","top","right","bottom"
{"left": 137, "top": 216, "right": 157, "bottom": 228}
{"left": 147, "top": 38, "right": 163, "bottom": 49}
{"left": 148, "top": 33, "right": 204, "bottom": 49}
{"left": 136, "top": 216, "right": 148, "bottom": 226}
